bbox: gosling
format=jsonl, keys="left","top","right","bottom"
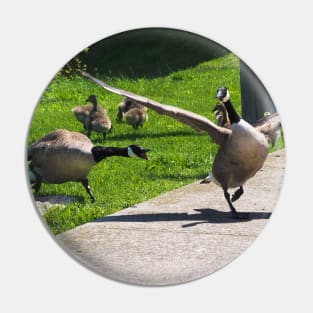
{"left": 125, "top": 107, "right": 148, "bottom": 129}
{"left": 72, "top": 103, "right": 93, "bottom": 130}
{"left": 117, "top": 97, "right": 147, "bottom": 123}
{"left": 85, "top": 95, "right": 112, "bottom": 140}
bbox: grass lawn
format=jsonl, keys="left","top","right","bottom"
{"left": 27, "top": 53, "right": 283, "bottom": 234}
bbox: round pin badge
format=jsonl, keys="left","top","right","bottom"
{"left": 26, "top": 28, "right": 284, "bottom": 286}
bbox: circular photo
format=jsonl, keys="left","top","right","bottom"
{"left": 26, "top": 28, "right": 285, "bottom": 286}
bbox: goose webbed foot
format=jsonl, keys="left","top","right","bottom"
{"left": 81, "top": 178, "right": 96, "bottom": 202}
{"left": 231, "top": 186, "right": 244, "bottom": 202}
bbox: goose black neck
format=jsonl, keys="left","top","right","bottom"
{"left": 92, "top": 146, "right": 128, "bottom": 162}
{"left": 92, "top": 100, "right": 98, "bottom": 111}
{"left": 223, "top": 100, "right": 241, "bottom": 124}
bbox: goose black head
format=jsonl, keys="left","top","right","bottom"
{"left": 86, "top": 95, "right": 97, "bottom": 104}
{"left": 216, "top": 87, "right": 230, "bottom": 103}
{"left": 128, "top": 144, "right": 151, "bottom": 160}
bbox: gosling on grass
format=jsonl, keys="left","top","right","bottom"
{"left": 116, "top": 97, "right": 147, "bottom": 123}
{"left": 125, "top": 106, "right": 148, "bottom": 129}
{"left": 72, "top": 103, "right": 93, "bottom": 130}
{"left": 85, "top": 95, "right": 112, "bottom": 140}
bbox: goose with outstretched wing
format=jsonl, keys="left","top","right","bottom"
{"left": 81, "top": 71, "right": 281, "bottom": 219}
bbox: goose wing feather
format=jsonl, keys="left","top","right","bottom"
{"left": 81, "top": 71, "right": 231, "bottom": 145}
{"left": 253, "top": 112, "right": 281, "bottom": 136}
{"left": 28, "top": 130, "right": 95, "bottom": 183}
{"left": 28, "top": 129, "right": 93, "bottom": 159}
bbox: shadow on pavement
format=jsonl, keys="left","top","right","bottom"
{"left": 93, "top": 208, "right": 272, "bottom": 227}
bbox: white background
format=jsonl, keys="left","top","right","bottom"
{"left": 1, "top": 0, "right": 312, "bottom": 312}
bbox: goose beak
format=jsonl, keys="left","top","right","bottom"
{"left": 216, "top": 89, "right": 224, "bottom": 100}
{"left": 140, "top": 148, "right": 151, "bottom": 160}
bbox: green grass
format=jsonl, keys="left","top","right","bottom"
{"left": 27, "top": 53, "right": 281, "bottom": 235}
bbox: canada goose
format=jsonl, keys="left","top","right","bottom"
{"left": 28, "top": 129, "right": 151, "bottom": 202}
{"left": 117, "top": 97, "right": 147, "bottom": 122}
{"left": 81, "top": 71, "right": 281, "bottom": 218}
{"left": 85, "top": 95, "right": 112, "bottom": 140}
{"left": 125, "top": 106, "right": 148, "bottom": 129}
{"left": 212, "top": 102, "right": 231, "bottom": 128}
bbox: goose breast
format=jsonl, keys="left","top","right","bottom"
{"left": 212, "top": 120, "right": 269, "bottom": 188}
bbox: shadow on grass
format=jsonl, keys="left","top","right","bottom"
{"left": 33, "top": 193, "right": 86, "bottom": 205}
{"left": 93, "top": 208, "right": 272, "bottom": 226}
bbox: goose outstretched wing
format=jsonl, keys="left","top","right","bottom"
{"left": 81, "top": 71, "right": 231, "bottom": 145}
{"left": 253, "top": 112, "right": 281, "bottom": 132}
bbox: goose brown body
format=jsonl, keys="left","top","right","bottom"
{"left": 88, "top": 107, "right": 112, "bottom": 134}
{"left": 28, "top": 129, "right": 151, "bottom": 201}
{"left": 28, "top": 129, "right": 96, "bottom": 183}
{"left": 211, "top": 120, "right": 268, "bottom": 189}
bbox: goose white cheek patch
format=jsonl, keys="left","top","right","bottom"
{"left": 222, "top": 90, "right": 230, "bottom": 103}
{"left": 27, "top": 27, "right": 284, "bottom": 287}
{"left": 127, "top": 147, "right": 138, "bottom": 158}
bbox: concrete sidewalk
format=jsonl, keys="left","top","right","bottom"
{"left": 57, "top": 149, "right": 285, "bottom": 286}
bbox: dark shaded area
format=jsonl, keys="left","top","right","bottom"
{"left": 67, "top": 28, "right": 230, "bottom": 78}
{"left": 34, "top": 193, "right": 86, "bottom": 204}
{"left": 94, "top": 208, "right": 271, "bottom": 226}
{"left": 240, "top": 60, "right": 278, "bottom": 123}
